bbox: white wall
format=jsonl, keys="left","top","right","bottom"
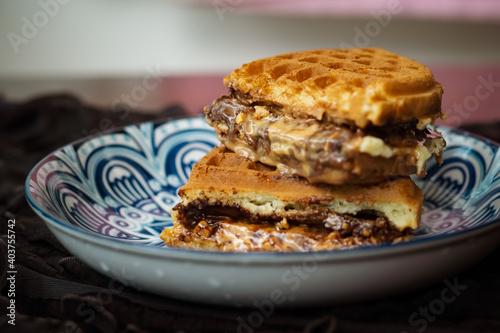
{"left": 0, "top": 0, "right": 499, "bottom": 79}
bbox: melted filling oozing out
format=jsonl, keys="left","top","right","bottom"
{"left": 174, "top": 201, "right": 411, "bottom": 241}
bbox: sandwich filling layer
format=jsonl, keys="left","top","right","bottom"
{"left": 162, "top": 201, "right": 411, "bottom": 252}
{"left": 205, "top": 90, "right": 445, "bottom": 185}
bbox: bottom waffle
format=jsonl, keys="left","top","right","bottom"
{"left": 161, "top": 146, "right": 423, "bottom": 252}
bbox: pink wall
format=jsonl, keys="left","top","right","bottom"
{"left": 431, "top": 65, "right": 500, "bottom": 126}
{"left": 189, "top": 0, "right": 500, "bottom": 21}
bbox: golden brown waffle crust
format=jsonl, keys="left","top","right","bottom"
{"left": 177, "top": 146, "right": 423, "bottom": 230}
{"left": 224, "top": 48, "right": 444, "bottom": 128}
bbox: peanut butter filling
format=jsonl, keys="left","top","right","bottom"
{"left": 204, "top": 90, "right": 445, "bottom": 185}
{"left": 162, "top": 200, "right": 412, "bottom": 252}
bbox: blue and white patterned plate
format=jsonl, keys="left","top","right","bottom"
{"left": 26, "top": 117, "right": 500, "bottom": 306}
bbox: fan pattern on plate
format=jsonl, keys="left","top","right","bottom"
{"left": 29, "top": 118, "right": 219, "bottom": 246}
{"left": 416, "top": 127, "right": 500, "bottom": 237}
{"left": 28, "top": 121, "right": 500, "bottom": 246}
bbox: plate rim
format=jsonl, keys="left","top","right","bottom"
{"left": 29, "top": 200, "right": 500, "bottom": 265}
{"left": 25, "top": 117, "right": 500, "bottom": 262}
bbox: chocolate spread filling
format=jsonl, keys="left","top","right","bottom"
{"left": 204, "top": 90, "right": 444, "bottom": 183}
{"left": 172, "top": 199, "right": 411, "bottom": 242}
{"left": 209, "top": 90, "right": 432, "bottom": 143}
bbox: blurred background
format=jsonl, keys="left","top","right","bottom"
{"left": 0, "top": 0, "right": 499, "bottom": 124}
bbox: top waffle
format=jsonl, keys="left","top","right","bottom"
{"left": 224, "top": 48, "right": 444, "bottom": 128}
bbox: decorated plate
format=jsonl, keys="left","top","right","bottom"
{"left": 26, "top": 117, "right": 500, "bottom": 306}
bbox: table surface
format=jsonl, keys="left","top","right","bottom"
{"left": 0, "top": 79, "right": 499, "bottom": 333}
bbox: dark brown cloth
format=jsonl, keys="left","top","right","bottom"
{"left": 1, "top": 94, "right": 500, "bottom": 333}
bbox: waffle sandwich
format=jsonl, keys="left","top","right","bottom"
{"left": 160, "top": 146, "right": 422, "bottom": 251}
{"left": 205, "top": 48, "right": 446, "bottom": 184}
{"left": 161, "top": 48, "right": 446, "bottom": 252}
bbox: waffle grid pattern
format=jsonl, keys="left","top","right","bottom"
{"left": 224, "top": 48, "right": 443, "bottom": 127}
